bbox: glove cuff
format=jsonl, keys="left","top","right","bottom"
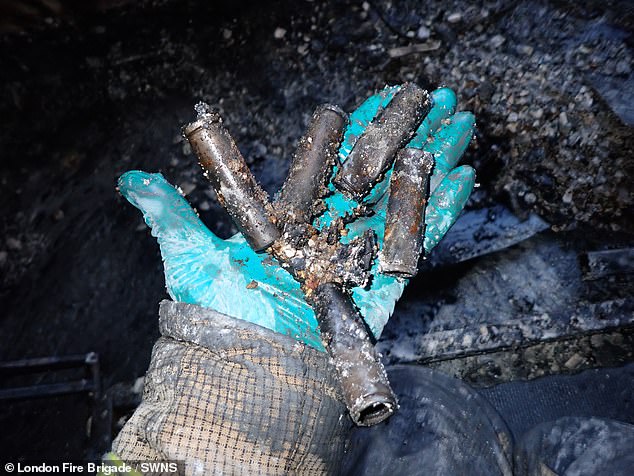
{"left": 113, "top": 300, "right": 350, "bottom": 475}
{"left": 158, "top": 300, "right": 325, "bottom": 361}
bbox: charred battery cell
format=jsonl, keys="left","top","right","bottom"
{"left": 333, "top": 83, "right": 431, "bottom": 200}
{"left": 183, "top": 103, "right": 280, "bottom": 251}
{"left": 275, "top": 104, "right": 347, "bottom": 224}
{"left": 311, "top": 283, "right": 397, "bottom": 426}
{"left": 380, "top": 149, "right": 434, "bottom": 278}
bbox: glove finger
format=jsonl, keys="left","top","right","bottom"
{"left": 424, "top": 112, "right": 476, "bottom": 194}
{"left": 423, "top": 165, "right": 475, "bottom": 253}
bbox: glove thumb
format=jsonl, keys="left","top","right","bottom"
{"left": 118, "top": 170, "right": 220, "bottom": 245}
{"left": 118, "top": 171, "right": 224, "bottom": 295}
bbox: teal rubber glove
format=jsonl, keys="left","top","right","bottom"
{"left": 118, "top": 86, "right": 475, "bottom": 351}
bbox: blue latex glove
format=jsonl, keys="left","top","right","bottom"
{"left": 119, "top": 86, "right": 475, "bottom": 351}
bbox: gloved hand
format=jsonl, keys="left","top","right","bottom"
{"left": 112, "top": 85, "right": 475, "bottom": 474}
{"left": 118, "top": 85, "right": 475, "bottom": 351}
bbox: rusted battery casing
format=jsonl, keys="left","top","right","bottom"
{"left": 312, "top": 283, "right": 397, "bottom": 426}
{"left": 183, "top": 106, "right": 280, "bottom": 251}
{"left": 276, "top": 104, "right": 347, "bottom": 224}
{"left": 380, "top": 149, "right": 434, "bottom": 278}
{"left": 333, "top": 83, "right": 431, "bottom": 200}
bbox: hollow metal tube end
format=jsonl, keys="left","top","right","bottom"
{"left": 333, "top": 343, "right": 398, "bottom": 426}
{"left": 183, "top": 104, "right": 280, "bottom": 251}
{"left": 312, "top": 284, "right": 398, "bottom": 426}
{"left": 350, "top": 387, "right": 398, "bottom": 427}
{"left": 314, "top": 103, "right": 347, "bottom": 118}
{"left": 182, "top": 102, "right": 223, "bottom": 137}
{"left": 378, "top": 261, "right": 419, "bottom": 279}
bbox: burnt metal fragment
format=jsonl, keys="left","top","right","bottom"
{"left": 582, "top": 248, "right": 634, "bottom": 281}
{"left": 183, "top": 103, "right": 280, "bottom": 251}
{"left": 311, "top": 283, "right": 397, "bottom": 426}
{"left": 276, "top": 104, "right": 347, "bottom": 224}
{"left": 333, "top": 83, "right": 431, "bottom": 200}
{"left": 381, "top": 148, "right": 434, "bottom": 278}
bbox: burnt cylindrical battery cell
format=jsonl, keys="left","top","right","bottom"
{"left": 380, "top": 149, "right": 434, "bottom": 278}
{"left": 183, "top": 104, "right": 280, "bottom": 251}
{"left": 276, "top": 104, "right": 347, "bottom": 224}
{"left": 311, "top": 283, "right": 397, "bottom": 427}
{"left": 333, "top": 83, "right": 431, "bottom": 200}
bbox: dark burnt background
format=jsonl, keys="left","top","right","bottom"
{"left": 0, "top": 0, "right": 632, "bottom": 462}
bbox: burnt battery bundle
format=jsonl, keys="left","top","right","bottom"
{"left": 183, "top": 83, "right": 435, "bottom": 426}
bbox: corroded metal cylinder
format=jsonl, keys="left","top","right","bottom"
{"left": 333, "top": 83, "right": 431, "bottom": 200}
{"left": 183, "top": 104, "right": 280, "bottom": 251}
{"left": 312, "top": 283, "right": 397, "bottom": 427}
{"left": 380, "top": 148, "right": 434, "bottom": 278}
{"left": 276, "top": 104, "right": 347, "bottom": 224}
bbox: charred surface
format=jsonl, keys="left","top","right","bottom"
{"left": 184, "top": 103, "right": 280, "bottom": 251}
{"left": 275, "top": 104, "right": 347, "bottom": 225}
{"left": 381, "top": 148, "right": 434, "bottom": 278}
{"left": 334, "top": 83, "right": 431, "bottom": 200}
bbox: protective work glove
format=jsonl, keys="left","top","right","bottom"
{"left": 118, "top": 85, "right": 475, "bottom": 348}
{"left": 111, "top": 84, "right": 475, "bottom": 475}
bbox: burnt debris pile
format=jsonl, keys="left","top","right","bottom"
{"left": 0, "top": 0, "right": 632, "bottom": 462}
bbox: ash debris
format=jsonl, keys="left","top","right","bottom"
{"left": 0, "top": 0, "right": 631, "bottom": 363}
{"left": 193, "top": 101, "right": 220, "bottom": 123}
{"left": 2, "top": 0, "right": 632, "bottom": 238}
{"left": 374, "top": 0, "right": 634, "bottom": 232}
